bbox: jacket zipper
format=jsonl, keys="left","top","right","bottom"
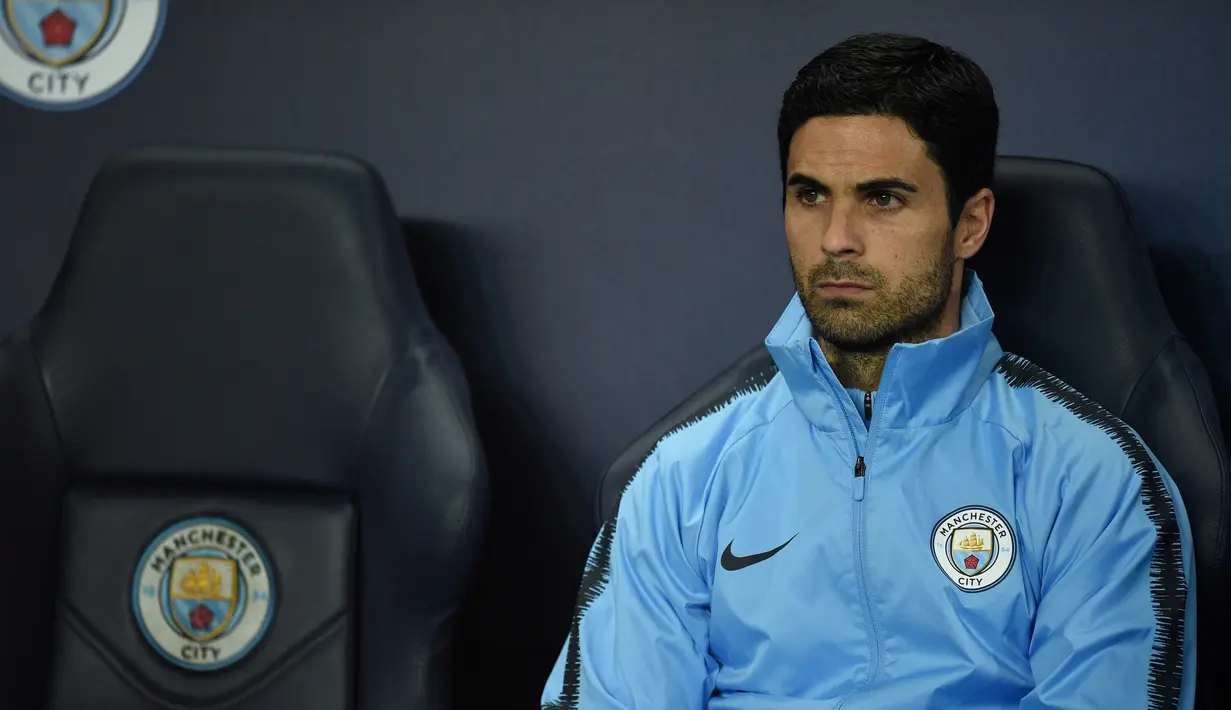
{"left": 852, "top": 391, "right": 872, "bottom": 499}
{"left": 852, "top": 391, "right": 871, "bottom": 497}
{"left": 812, "top": 339, "right": 886, "bottom": 705}
{"left": 844, "top": 390, "right": 880, "bottom": 706}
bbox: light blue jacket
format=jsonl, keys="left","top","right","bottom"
{"left": 543, "top": 272, "right": 1196, "bottom": 709}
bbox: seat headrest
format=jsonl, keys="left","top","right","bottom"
{"left": 970, "top": 156, "right": 1178, "bottom": 413}
{"left": 30, "top": 147, "right": 431, "bottom": 481}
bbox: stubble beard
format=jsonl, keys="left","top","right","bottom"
{"left": 794, "top": 234, "right": 957, "bottom": 356}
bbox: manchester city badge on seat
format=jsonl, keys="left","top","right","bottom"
{"left": 132, "top": 517, "right": 276, "bottom": 671}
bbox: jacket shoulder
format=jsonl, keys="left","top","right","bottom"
{"left": 982, "top": 352, "right": 1158, "bottom": 489}
{"left": 628, "top": 371, "right": 792, "bottom": 506}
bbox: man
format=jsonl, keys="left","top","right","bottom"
{"left": 541, "top": 33, "right": 1196, "bottom": 709}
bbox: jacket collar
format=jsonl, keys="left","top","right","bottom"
{"left": 765, "top": 269, "right": 1004, "bottom": 433}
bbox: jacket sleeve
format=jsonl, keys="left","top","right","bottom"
{"left": 541, "top": 448, "right": 716, "bottom": 709}
{"left": 1020, "top": 433, "right": 1197, "bottom": 710}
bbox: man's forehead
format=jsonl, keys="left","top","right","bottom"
{"left": 787, "top": 115, "right": 934, "bottom": 184}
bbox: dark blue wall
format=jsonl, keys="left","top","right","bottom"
{"left": 2, "top": 1, "right": 1228, "bottom": 705}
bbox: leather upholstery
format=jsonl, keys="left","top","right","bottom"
{"left": 597, "top": 156, "right": 1229, "bottom": 707}
{"left": 0, "top": 147, "right": 488, "bottom": 709}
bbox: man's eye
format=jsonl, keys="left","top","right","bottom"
{"left": 871, "top": 192, "right": 902, "bottom": 209}
{"left": 797, "top": 188, "right": 822, "bottom": 205}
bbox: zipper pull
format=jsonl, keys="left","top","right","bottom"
{"left": 864, "top": 391, "right": 872, "bottom": 422}
{"left": 854, "top": 455, "right": 866, "bottom": 477}
{"left": 853, "top": 455, "right": 866, "bottom": 501}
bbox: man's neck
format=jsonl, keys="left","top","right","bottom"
{"left": 819, "top": 310, "right": 963, "bottom": 391}
{"left": 819, "top": 341, "right": 889, "bottom": 391}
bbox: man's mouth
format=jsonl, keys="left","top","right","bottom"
{"left": 817, "top": 281, "right": 873, "bottom": 297}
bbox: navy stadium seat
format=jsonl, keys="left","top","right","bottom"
{"left": 0, "top": 147, "right": 488, "bottom": 709}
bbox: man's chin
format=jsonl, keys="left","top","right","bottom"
{"left": 813, "top": 325, "right": 885, "bottom": 351}
{"left": 810, "top": 313, "right": 899, "bottom": 352}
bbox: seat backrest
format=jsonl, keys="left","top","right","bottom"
{"left": 0, "top": 148, "right": 488, "bottom": 709}
{"left": 597, "top": 156, "right": 1229, "bottom": 707}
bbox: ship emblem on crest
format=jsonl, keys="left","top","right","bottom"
{"left": 950, "top": 528, "right": 995, "bottom": 575}
{"left": 170, "top": 558, "right": 239, "bottom": 642}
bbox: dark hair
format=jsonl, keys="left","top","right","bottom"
{"left": 778, "top": 33, "right": 999, "bottom": 225}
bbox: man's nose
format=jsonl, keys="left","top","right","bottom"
{"left": 820, "top": 203, "right": 863, "bottom": 257}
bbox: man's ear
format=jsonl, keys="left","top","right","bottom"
{"left": 955, "top": 187, "right": 995, "bottom": 259}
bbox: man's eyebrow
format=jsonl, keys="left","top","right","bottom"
{"left": 784, "top": 174, "right": 919, "bottom": 195}
{"left": 856, "top": 178, "right": 919, "bottom": 193}
{"left": 785, "top": 173, "right": 828, "bottom": 193}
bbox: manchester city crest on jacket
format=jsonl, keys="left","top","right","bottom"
{"left": 931, "top": 505, "right": 1017, "bottom": 591}
{"left": 132, "top": 517, "right": 276, "bottom": 671}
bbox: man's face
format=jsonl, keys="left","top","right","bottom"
{"left": 785, "top": 115, "right": 959, "bottom": 352}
